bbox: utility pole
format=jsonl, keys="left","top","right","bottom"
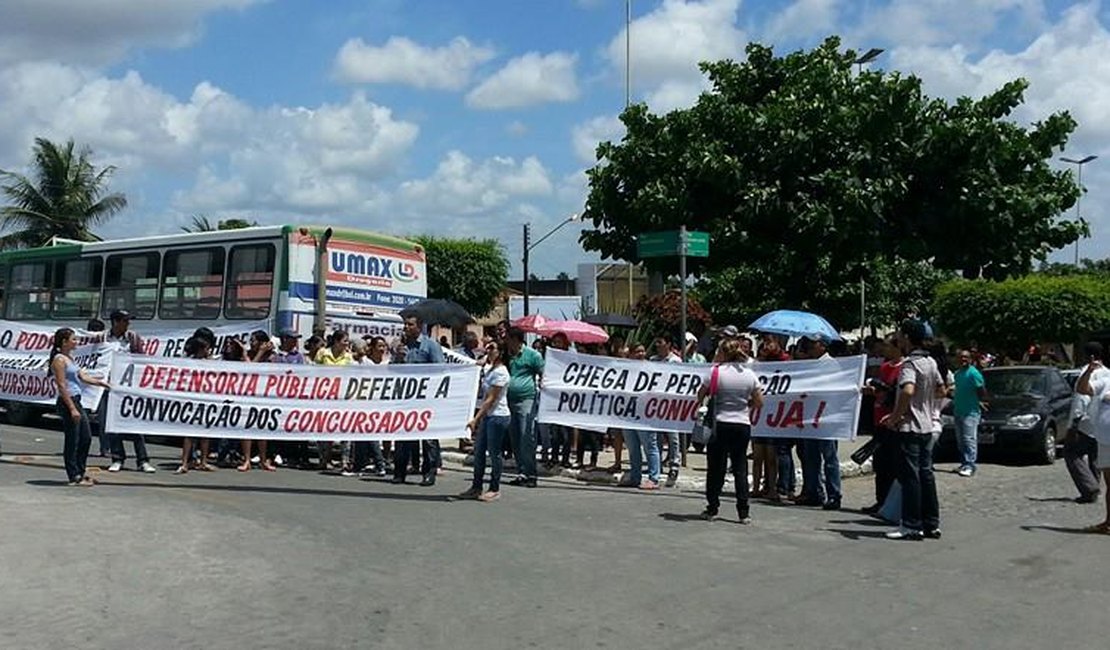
{"left": 522, "top": 224, "right": 531, "bottom": 316}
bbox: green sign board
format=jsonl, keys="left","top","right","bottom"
{"left": 636, "top": 230, "right": 709, "bottom": 258}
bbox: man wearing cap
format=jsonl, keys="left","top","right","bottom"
{"left": 797, "top": 334, "right": 842, "bottom": 510}
{"left": 105, "top": 310, "right": 156, "bottom": 473}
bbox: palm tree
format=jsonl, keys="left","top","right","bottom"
{"left": 0, "top": 138, "right": 127, "bottom": 249}
{"left": 181, "top": 215, "right": 259, "bottom": 233}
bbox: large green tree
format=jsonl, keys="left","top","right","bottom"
{"left": 580, "top": 37, "right": 1082, "bottom": 330}
{"left": 0, "top": 138, "right": 128, "bottom": 249}
{"left": 412, "top": 235, "right": 509, "bottom": 318}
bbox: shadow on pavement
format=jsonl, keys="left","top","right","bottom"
{"left": 658, "top": 512, "right": 708, "bottom": 523}
{"left": 26, "top": 479, "right": 451, "bottom": 502}
{"left": 24, "top": 479, "right": 73, "bottom": 487}
{"left": 828, "top": 517, "right": 890, "bottom": 527}
{"left": 539, "top": 480, "right": 703, "bottom": 500}
{"left": 1020, "top": 524, "right": 1110, "bottom": 536}
{"left": 1025, "top": 496, "right": 1076, "bottom": 503}
{"left": 824, "top": 527, "right": 897, "bottom": 540}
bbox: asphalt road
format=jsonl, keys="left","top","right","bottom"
{"left": 2, "top": 422, "right": 1108, "bottom": 650}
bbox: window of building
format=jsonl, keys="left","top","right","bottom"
{"left": 160, "top": 248, "right": 225, "bottom": 319}
{"left": 5, "top": 261, "right": 53, "bottom": 320}
{"left": 224, "top": 244, "right": 275, "bottom": 319}
{"left": 102, "top": 252, "right": 160, "bottom": 319}
{"left": 52, "top": 258, "right": 103, "bottom": 320}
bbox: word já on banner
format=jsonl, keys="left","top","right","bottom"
{"left": 750, "top": 397, "right": 828, "bottom": 430}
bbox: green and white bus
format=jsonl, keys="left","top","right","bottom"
{"left": 0, "top": 224, "right": 427, "bottom": 339}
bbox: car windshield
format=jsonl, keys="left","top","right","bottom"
{"left": 984, "top": 370, "right": 1047, "bottom": 397}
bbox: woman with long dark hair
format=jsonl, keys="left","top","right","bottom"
{"left": 237, "top": 330, "right": 276, "bottom": 473}
{"left": 49, "top": 328, "right": 111, "bottom": 486}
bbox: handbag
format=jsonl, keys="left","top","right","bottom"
{"left": 692, "top": 365, "right": 720, "bottom": 446}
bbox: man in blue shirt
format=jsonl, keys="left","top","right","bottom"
{"left": 392, "top": 315, "right": 445, "bottom": 486}
{"left": 952, "top": 349, "right": 988, "bottom": 477}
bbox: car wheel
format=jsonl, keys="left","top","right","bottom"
{"left": 1038, "top": 424, "right": 1058, "bottom": 465}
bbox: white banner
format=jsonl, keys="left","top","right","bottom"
{"left": 537, "top": 350, "right": 866, "bottom": 440}
{"left": 443, "top": 348, "right": 479, "bottom": 365}
{"left": 0, "top": 320, "right": 269, "bottom": 407}
{"left": 105, "top": 354, "right": 481, "bottom": 441}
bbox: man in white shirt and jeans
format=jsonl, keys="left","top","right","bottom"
{"left": 1075, "top": 354, "right": 1110, "bottom": 533}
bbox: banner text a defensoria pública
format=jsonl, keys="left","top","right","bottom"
{"left": 105, "top": 354, "right": 480, "bottom": 441}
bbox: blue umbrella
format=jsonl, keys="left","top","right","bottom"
{"left": 748, "top": 309, "right": 841, "bottom": 341}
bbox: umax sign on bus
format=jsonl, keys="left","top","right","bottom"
{"left": 288, "top": 230, "right": 428, "bottom": 312}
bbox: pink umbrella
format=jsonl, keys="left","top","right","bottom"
{"left": 537, "top": 319, "right": 610, "bottom": 344}
{"left": 512, "top": 313, "right": 548, "bottom": 333}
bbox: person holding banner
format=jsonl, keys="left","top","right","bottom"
{"left": 314, "top": 330, "right": 355, "bottom": 472}
{"left": 392, "top": 316, "right": 445, "bottom": 486}
{"left": 697, "top": 339, "right": 763, "bottom": 523}
{"left": 49, "top": 328, "right": 111, "bottom": 486}
{"left": 459, "top": 341, "right": 511, "bottom": 502}
{"left": 650, "top": 335, "right": 684, "bottom": 487}
{"left": 177, "top": 336, "right": 216, "bottom": 474}
{"left": 104, "top": 310, "right": 156, "bottom": 474}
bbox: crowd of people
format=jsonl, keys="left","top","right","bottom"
{"left": 28, "top": 306, "right": 1110, "bottom": 539}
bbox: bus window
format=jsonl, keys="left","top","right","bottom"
{"left": 53, "top": 258, "right": 103, "bottom": 320}
{"left": 5, "top": 261, "right": 52, "bottom": 320}
{"left": 103, "top": 252, "right": 160, "bottom": 319}
{"left": 225, "top": 244, "right": 275, "bottom": 319}
{"left": 160, "top": 248, "right": 225, "bottom": 320}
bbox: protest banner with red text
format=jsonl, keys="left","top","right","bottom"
{"left": 105, "top": 354, "right": 480, "bottom": 441}
{"left": 0, "top": 319, "right": 267, "bottom": 407}
{"left": 537, "top": 350, "right": 866, "bottom": 440}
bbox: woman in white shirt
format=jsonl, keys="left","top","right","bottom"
{"left": 459, "top": 341, "right": 511, "bottom": 502}
{"left": 696, "top": 338, "right": 764, "bottom": 523}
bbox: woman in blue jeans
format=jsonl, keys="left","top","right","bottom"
{"left": 50, "top": 328, "right": 111, "bottom": 487}
{"left": 460, "top": 341, "right": 511, "bottom": 502}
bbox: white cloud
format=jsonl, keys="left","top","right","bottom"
{"left": 0, "top": 0, "right": 262, "bottom": 66}
{"left": 605, "top": 0, "right": 745, "bottom": 109}
{"left": 851, "top": 0, "right": 1047, "bottom": 50}
{"left": 397, "top": 151, "right": 554, "bottom": 225}
{"left": 571, "top": 115, "right": 625, "bottom": 164}
{"left": 764, "top": 0, "right": 842, "bottom": 44}
{"left": 506, "top": 120, "right": 529, "bottom": 137}
{"left": 333, "top": 36, "right": 495, "bottom": 90}
{"left": 466, "top": 52, "right": 580, "bottom": 109}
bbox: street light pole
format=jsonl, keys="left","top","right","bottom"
{"left": 854, "top": 47, "right": 884, "bottom": 74}
{"left": 1061, "top": 155, "right": 1098, "bottom": 265}
{"left": 522, "top": 214, "right": 580, "bottom": 316}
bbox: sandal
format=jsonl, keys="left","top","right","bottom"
{"left": 174, "top": 465, "right": 189, "bottom": 474}
{"left": 196, "top": 463, "right": 215, "bottom": 472}
{"left": 262, "top": 462, "right": 277, "bottom": 472}
{"left": 237, "top": 463, "right": 251, "bottom": 472}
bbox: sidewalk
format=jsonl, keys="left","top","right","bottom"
{"left": 440, "top": 434, "right": 874, "bottom": 492}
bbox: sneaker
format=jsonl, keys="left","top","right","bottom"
{"left": 340, "top": 469, "right": 358, "bottom": 477}
{"left": 376, "top": 466, "right": 388, "bottom": 477}
{"left": 700, "top": 508, "right": 718, "bottom": 521}
{"left": 738, "top": 516, "right": 752, "bottom": 525}
{"left": 885, "top": 527, "right": 924, "bottom": 541}
{"left": 107, "top": 461, "right": 122, "bottom": 473}
{"left": 923, "top": 529, "right": 943, "bottom": 540}
{"left": 665, "top": 469, "right": 679, "bottom": 487}
{"left": 251, "top": 455, "right": 262, "bottom": 465}
{"left": 139, "top": 462, "right": 157, "bottom": 474}
{"left": 1076, "top": 492, "right": 1100, "bottom": 504}
{"left": 822, "top": 499, "right": 842, "bottom": 511}
{"left": 273, "top": 454, "right": 285, "bottom": 467}
{"left": 957, "top": 467, "right": 974, "bottom": 478}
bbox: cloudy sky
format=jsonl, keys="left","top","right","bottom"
{"left": 0, "top": 0, "right": 1106, "bottom": 278}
